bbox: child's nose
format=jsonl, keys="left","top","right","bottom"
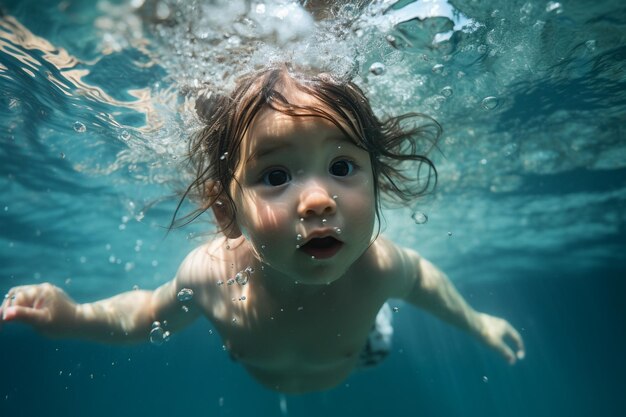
{"left": 297, "top": 185, "right": 337, "bottom": 218}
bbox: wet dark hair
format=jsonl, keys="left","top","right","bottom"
{"left": 172, "top": 64, "right": 440, "bottom": 231}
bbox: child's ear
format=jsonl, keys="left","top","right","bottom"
{"left": 212, "top": 200, "right": 242, "bottom": 239}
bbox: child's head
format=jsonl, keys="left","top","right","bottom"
{"left": 177, "top": 64, "right": 440, "bottom": 234}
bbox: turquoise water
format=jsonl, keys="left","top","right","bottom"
{"left": 1, "top": 0, "right": 625, "bottom": 416}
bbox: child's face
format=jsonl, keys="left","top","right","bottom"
{"left": 230, "top": 98, "right": 376, "bottom": 285}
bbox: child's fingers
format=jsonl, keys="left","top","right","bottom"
{"left": 505, "top": 323, "right": 525, "bottom": 361}
{"left": 493, "top": 340, "right": 516, "bottom": 364}
{"left": 2, "top": 285, "right": 42, "bottom": 323}
{"left": 2, "top": 305, "right": 51, "bottom": 326}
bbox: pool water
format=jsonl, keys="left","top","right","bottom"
{"left": 1, "top": 1, "right": 625, "bottom": 416}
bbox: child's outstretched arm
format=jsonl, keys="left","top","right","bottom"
{"left": 394, "top": 247, "right": 525, "bottom": 364}
{"left": 0, "top": 271, "right": 201, "bottom": 344}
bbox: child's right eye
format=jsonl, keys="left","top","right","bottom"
{"left": 262, "top": 168, "right": 291, "bottom": 186}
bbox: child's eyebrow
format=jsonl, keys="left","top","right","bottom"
{"left": 246, "top": 140, "right": 295, "bottom": 163}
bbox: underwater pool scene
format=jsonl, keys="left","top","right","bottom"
{"left": 1, "top": 0, "right": 625, "bottom": 416}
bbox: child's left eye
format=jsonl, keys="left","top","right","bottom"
{"left": 329, "top": 159, "right": 355, "bottom": 177}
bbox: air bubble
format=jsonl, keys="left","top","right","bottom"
{"left": 432, "top": 64, "right": 444, "bottom": 74}
{"left": 149, "top": 325, "right": 165, "bottom": 346}
{"left": 217, "top": 280, "right": 224, "bottom": 286}
{"left": 411, "top": 211, "right": 428, "bottom": 225}
{"left": 447, "top": 231, "right": 453, "bottom": 237}
{"left": 482, "top": 376, "right": 489, "bottom": 383}
{"left": 296, "top": 244, "right": 301, "bottom": 249}
{"left": 227, "top": 278, "right": 235, "bottom": 286}
{"left": 73, "top": 121, "right": 86, "bottom": 133}
{"left": 120, "top": 130, "right": 131, "bottom": 141}
{"left": 481, "top": 96, "right": 499, "bottom": 110}
{"left": 239, "top": 296, "right": 247, "bottom": 301}
{"left": 296, "top": 234, "right": 303, "bottom": 241}
{"left": 60, "top": 152, "right": 65, "bottom": 159}
{"left": 393, "top": 307, "right": 399, "bottom": 313}
{"left": 322, "top": 219, "right": 327, "bottom": 224}
{"left": 235, "top": 267, "right": 253, "bottom": 285}
{"left": 334, "top": 227, "right": 342, "bottom": 234}
{"left": 181, "top": 305, "right": 189, "bottom": 313}
{"left": 369, "top": 62, "right": 385, "bottom": 76}
{"left": 441, "top": 86, "right": 453, "bottom": 97}
{"left": 177, "top": 288, "right": 194, "bottom": 302}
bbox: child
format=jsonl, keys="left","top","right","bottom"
{"left": 0, "top": 65, "right": 524, "bottom": 394}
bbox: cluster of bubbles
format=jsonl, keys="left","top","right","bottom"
{"left": 149, "top": 321, "right": 171, "bottom": 346}
{"left": 216, "top": 266, "right": 253, "bottom": 289}
{"left": 149, "top": 288, "right": 196, "bottom": 344}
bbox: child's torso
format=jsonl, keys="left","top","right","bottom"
{"left": 185, "top": 238, "right": 400, "bottom": 393}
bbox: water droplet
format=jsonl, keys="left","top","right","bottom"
{"left": 73, "top": 121, "right": 86, "bottom": 133}
{"left": 481, "top": 96, "right": 499, "bottom": 110}
{"left": 177, "top": 288, "right": 194, "bottom": 302}
{"left": 369, "top": 62, "right": 385, "bottom": 76}
{"left": 411, "top": 211, "right": 428, "bottom": 225}
{"left": 393, "top": 307, "right": 399, "bottom": 313}
{"left": 441, "top": 86, "right": 453, "bottom": 97}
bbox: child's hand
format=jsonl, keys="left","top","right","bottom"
{"left": 1, "top": 283, "right": 78, "bottom": 337}
{"left": 477, "top": 312, "right": 525, "bottom": 364}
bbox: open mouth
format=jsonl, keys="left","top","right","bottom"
{"left": 299, "top": 236, "right": 343, "bottom": 259}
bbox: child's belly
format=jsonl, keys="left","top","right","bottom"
{"left": 242, "top": 355, "right": 359, "bottom": 393}
{"left": 218, "top": 313, "right": 373, "bottom": 393}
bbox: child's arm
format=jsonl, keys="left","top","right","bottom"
{"left": 0, "top": 279, "right": 200, "bottom": 343}
{"left": 395, "top": 247, "right": 525, "bottom": 364}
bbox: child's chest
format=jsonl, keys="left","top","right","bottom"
{"left": 203, "top": 280, "right": 387, "bottom": 370}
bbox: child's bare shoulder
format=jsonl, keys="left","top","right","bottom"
{"left": 356, "top": 236, "right": 421, "bottom": 297}
{"left": 176, "top": 237, "right": 228, "bottom": 284}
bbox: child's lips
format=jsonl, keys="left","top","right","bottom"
{"left": 299, "top": 236, "right": 343, "bottom": 259}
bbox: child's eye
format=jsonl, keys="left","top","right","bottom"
{"left": 329, "top": 159, "right": 355, "bottom": 177}
{"left": 262, "top": 168, "right": 291, "bottom": 186}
